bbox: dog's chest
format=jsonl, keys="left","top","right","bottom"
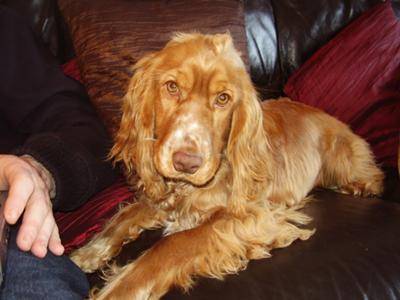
{"left": 160, "top": 187, "right": 228, "bottom": 235}
{"left": 162, "top": 211, "right": 204, "bottom": 235}
{"left": 160, "top": 197, "right": 212, "bottom": 236}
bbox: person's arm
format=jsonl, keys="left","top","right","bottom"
{"left": 0, "top": 6, "right": 119, "bottom": 258}
{"left": 0, "top": 6, "right": 118, "bottom": 211}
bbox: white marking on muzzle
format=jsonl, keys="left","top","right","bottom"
{"left": 159, "top": 113, "right": 211, "bottom": 173}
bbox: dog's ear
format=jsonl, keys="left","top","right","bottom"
{"left": 110, "top": 52, "right": 167, "bottom": 200}
{"left": 226, "top": 80, "right": 271, "bottom": 215}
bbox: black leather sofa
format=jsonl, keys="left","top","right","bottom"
{"left": 2, "top": 0, "right": 399, "bottom": 299}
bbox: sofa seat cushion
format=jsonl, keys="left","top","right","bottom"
{"left": 84, "top": 191, "right": 400, "bottom": 300}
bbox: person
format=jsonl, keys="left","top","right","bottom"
{"left": 0, "top": 5, "right": 118, "bottom": 299}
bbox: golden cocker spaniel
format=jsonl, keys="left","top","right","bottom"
{"left": 71, "top": 33, "right": 384, "bottom": 299}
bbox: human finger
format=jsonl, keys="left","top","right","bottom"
{"left": 48, "top": 222, "right": 64, "bottom": 256}
{"left": 31, "top": 212, "right": 57, "bottom": 258}
{"left": 3, "top": 168, "right": 35, "bottom": 224}
{"left": 16, "top": 187, "right": 51, "bottom": 252}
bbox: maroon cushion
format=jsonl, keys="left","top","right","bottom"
{"left": 284, "top": 2, "right": 400, "bottom": 169}
{"left": 61, "top": 58, "right": 81, "bottom": 82}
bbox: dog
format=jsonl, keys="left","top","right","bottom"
{"left": 71, "top": 33, "right": 384, "bottom": 299}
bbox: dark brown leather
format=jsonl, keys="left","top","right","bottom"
{"left": 5, "top": 0, "right": 400, "bottom": 98}
{"left": 245, "top": 0, "right": 284, "bottom": 98}
{"left": 87, "top": 190, "right": 400, "bottom": 300}
{"left": 166, "top": 191, "right": 400, "bottom": 299}
{"left": 245, "top": 0, "right": 400, "bottom": 99}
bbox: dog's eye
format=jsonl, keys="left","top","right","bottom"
{"left": 166, "top": 81, "right": 179, "bottom": 94}
{"left": 215, "top": 93, "right": 231, "bottom": 106}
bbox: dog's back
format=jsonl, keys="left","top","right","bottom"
{"left": 261, "top": 98, "right": 383, "bottom": 205}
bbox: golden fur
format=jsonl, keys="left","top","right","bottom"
{"left": 71, "top": 33, "right": 384, "bottom": 300}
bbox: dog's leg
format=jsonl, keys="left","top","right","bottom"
{"left": 320, "top": 132, "right": 384, "bottom": 197}
{"left": 92, "top": 208, "right": 313, "bottom": 300}
{"left": 70, "top": 201, "right": 164, "bottom": 273}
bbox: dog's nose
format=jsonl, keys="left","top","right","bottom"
{"left": 172, "top": 151, "right": 203, "bottom": 174}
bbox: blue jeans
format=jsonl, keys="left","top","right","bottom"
{"left": 0, "top": 226, "right": 89, "bottom": 300}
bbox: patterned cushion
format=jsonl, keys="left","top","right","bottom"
{"left": 58, "top": 0, "right": 248, "bottom": 135}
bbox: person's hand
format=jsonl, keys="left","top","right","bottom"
{"left": 0, "top": 154, "right": 64, "bottom": 258}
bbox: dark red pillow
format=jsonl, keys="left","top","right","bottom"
{"left": 284, "top": 2, "right": 400, "bottom": 169}
{"left": 61, "top": 58, "right": 81, "bottom": 82}
{"left": 55, "top": 178, "right": 133, "bottom": 253}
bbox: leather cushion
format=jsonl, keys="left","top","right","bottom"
{"left": 83, "top": 190, "right": 400, "bottom": 299}
{"left": 284, "top": 2, "right": 400, "bottom": 169}
{"left": 57, "top": 0, "right": 248, "bottom": 135}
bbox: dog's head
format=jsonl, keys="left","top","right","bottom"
{"left": 112, "top": 33, "right": 269, "bottom": 212}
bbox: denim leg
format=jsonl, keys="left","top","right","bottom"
{"left": 0, "top": 225, "right": 89, "bottom": 300}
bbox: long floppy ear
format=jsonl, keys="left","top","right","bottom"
{"left": 110, "top": 53, "right": 167, "bottom": 201}
{"left": 226, "top": 81, "right": 272, "bottom": 215}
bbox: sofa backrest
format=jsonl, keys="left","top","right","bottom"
{"left": 245, "top": 0, "right": 400, "bottom": 99}
{"left": 0, "top": 0, "right": 74, "bottom": 62}
{"left": 2, "top": 0, "right": 399, "bottom": 98}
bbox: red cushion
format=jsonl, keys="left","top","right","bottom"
{"left": 61, "top": 58, "right": 81, "bottom": 82}
{"left": 55, "top": 178, "right": 134, "bottom": 253}
{"left": 284, "top": 2, "right": 400, "bottom": 169}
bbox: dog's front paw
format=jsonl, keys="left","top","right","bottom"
{"left": 70, "top": 243, "right": 108, "bottom": 273}
{"left": 125, "top": 281, "right": 161, "bottom": 300}
{"left": 95, "top": 285, "right": 158, "bottom": 300}
{"left": 93, "top": 250, "right": 186, "bottom": 300}
{"left": 94, "top": 269, "right": 168, "bottom": 300}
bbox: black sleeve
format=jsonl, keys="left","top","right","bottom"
{"left": 0, "top": 6, "right": 119, "bottom": 211}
